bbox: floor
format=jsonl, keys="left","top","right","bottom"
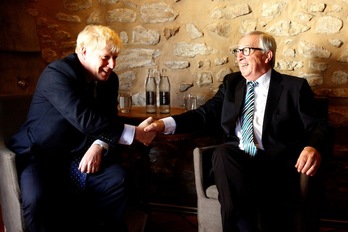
{"left": 145, "top": 210, "right": 198, "bottom": 232}
{"left": 143, "top": 205, "right": 348, "bottom": 232}
{"left": 1, "top": 206, "right": 348, "bottom": 232}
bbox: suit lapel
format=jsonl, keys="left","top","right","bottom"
{"left": 262, "top": 70, "right": 283, "bottom": 135}
{"left": 235, "top": 79, "right": 246, "bottom": 113}
{"left": 220, "top": 73, "right": 245, "bottom": 134}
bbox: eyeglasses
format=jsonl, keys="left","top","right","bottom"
{"left": 231, "top": 47, "right": 263, "bottom": 56}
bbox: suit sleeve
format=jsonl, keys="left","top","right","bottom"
{"left": 298, "top": 80, "right": 334, "bottom": 158}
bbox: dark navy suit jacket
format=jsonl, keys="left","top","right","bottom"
{"left": 7, "top": 53, "right": 125, "bottom": 157}
{"left": 172, "top": 70, "right": 332, "bottom": 162}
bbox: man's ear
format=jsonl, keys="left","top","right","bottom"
{"left": 80, "top": 47, "right": 87, "bottom": 59}
{"left": 264, "top": 50, "right": 273, "bottom": 64}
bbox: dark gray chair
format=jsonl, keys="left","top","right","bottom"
{"left": 193, "top": 97, "right": 333, "bottom": 232}
{"left": 0, "top": 95, "right": 148, "bottom": 232}
{"left": 0, "top": 95, "right": 31, "bottom": 232}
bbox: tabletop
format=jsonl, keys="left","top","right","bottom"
{"left": 118, "top": 106, "right": 186, "bottom": 121}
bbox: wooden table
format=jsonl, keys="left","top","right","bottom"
{"left": 118, "top": 106, "right": 186, "bottom": 121}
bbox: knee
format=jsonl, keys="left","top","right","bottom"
{"left": 112, "top": 166, "right": 126, "bottom": 185}
{"left": 102, "top": 165, "right": 127, "bottom": 193}
{"left": 111, "top": 172, "right": 126, "bottom": 191}
{"left": 21, "top": 189, "right": 45, "bottom": 214}
{"left": 212, "top": 143, "right": 230, "bottom": 165}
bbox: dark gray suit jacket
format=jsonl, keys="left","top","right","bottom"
{"left": 173, "top": 70, "right": 332, "bottom": 161}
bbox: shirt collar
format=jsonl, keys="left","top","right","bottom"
{"left": 247, "top": 69, "right": 271, "bottom": 89}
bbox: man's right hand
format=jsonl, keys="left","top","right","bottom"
{"left": 144, "top": 120, "right": 165, "bottom": 133}
{"left": 135, "top": 117, "right": 157, "bottom": 146}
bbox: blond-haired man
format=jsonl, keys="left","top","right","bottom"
{"left": 7, "top": 25, "right": 155, "bottom": 232}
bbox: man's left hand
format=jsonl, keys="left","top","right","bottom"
{"left": 295, "top": 146, "right": 321, "bottom": 176}
{"left": 79, "top": 144, "right": 103, "bottom": 174}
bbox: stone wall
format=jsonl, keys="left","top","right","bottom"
{"left": 1, "top": 0, "right": 348, "bottom": 124}
{"left": 19, "top": 0, "right": 347, "bottom": 109}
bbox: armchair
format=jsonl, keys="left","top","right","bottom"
{"left": 193, "top": 97, "right": 333, "bottom": 232}
{"left": 0, "top": 95, "right": 148, "bottom": 232}
{"left": 0, "top": 95, "right": 32, "bottom": 232}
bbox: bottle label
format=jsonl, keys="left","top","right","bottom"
{"left": 159, "top": 92, "right": 170, "bottom": 105}
{"left": 146, "top": 91, "right": 155, "bottom": 105}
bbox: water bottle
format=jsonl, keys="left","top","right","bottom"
{"left": 159, "top": 68, "right": 170, "bottom": 113}
{"left": 145, "top": 68, "right": 157, "bottom": 113}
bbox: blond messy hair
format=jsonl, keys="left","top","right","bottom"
{"left": 75, "top": 25, "right": 122, "bottom": 54}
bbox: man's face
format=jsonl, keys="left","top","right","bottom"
{"left": 82, "top": 47, "right": 118, "bottom": 82}
{"left": 235, "top": 34, "right": 271, "bottom": 81}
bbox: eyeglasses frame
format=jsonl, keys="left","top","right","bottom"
{"left": 232, "top": 47, "right": 263, "bottom": 56}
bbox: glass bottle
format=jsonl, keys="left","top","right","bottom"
{"left": 145, "top": 68, "right": 157, "bottom": 113}
{"left": 159, "top": 68, "right": 170, "bottom": 113}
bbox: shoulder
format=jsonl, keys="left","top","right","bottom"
{"left": 271, "top": 70, "right": 312, "bottom": 95}
{"left": 272, "top": 69, "right": 303, "bottom": 81}
{"left": 223, "top": 72, "right": 244, "bottom": 84}
{"left": 271, "top": 69, "right": 308, "bottom": 86}
{"left": 41, "top": 54, "right": 84, "bottom": 80}
{"left": 37, "top": 54, "right": 85, "bottom": 89}
{"left": 47, "top": 54, "right": 81, "bottom": 73}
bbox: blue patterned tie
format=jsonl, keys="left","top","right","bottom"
{"left": 70, "top": 154, "right": 87, "bottom": 195}
{"left": 241, "top": 81, "right": 258, "bottom": 156}
{"left": 70, "top": 139, "right": 93, "bottom": 195}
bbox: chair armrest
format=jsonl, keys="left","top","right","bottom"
{"left": 193, "top": 146, "right": 217, "bottom": 199}
{"left": 194, "top": 145, "right": 319, "bottom": 201}
{"left": 0, "top": 141, "right": 24, "bottom": 231}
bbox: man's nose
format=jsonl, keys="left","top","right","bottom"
{"left": 108, "top": 58, "right": 116, "bottom": 69}
{"left": 236, "top": 50, "right": 245, "bottom": 58}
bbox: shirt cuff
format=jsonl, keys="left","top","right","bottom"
{"left": 161, "top": 117, "right": 176, "bottom": 134}
{"left": 93, "top": 140, "right": 109, "bottom": 155}
{"left": 118, "top": 124, "right": 135, "bottom": 145}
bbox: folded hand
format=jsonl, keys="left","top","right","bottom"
{"left": 79, "top": 144, "right": 103, "bottom": 174}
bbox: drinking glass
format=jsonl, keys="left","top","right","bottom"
{"left": 119, "top": 93, "right": 132, "bottom": 113}
{"left": 183, "top": 94, "right": 197, "bottom": 111}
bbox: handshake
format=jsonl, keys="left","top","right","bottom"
{"left": 134, "top": 117, "right": 165, "bottom": 146}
